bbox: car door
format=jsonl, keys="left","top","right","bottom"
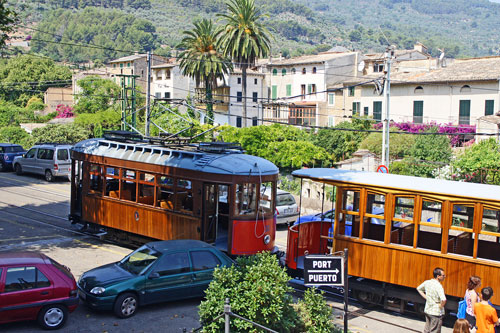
{"left": 189, "top": 250, "right": 221, "bottom": 297}
{"left": 20, "top": 148, "right": 37, "bottom": 173}
{"left": 57, "top": 148, "right": 71, "bottom": 175}
{"left": 143, "top": 252, "right": 193, "bottom": 305}
{"left": 36, "top": 148, "right": 54, "bottom": 175}
{"left": 0, "top": 266, "right": 53, "bottom": 322}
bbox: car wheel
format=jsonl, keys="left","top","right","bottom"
{"left": 114, "top": 293, "right": 138, "bottom": 318}
{"left": 45, "top": 170, "right": 54, "bottom": 182}
{"left": 37, "top": 304, "right": 68, "bottom": 330}
{"left": 15, "top": 164, "right": 22, "bottom": 175}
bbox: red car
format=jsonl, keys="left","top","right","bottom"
{"left": 0, "top": 252, "right": 78, "bottom": 330}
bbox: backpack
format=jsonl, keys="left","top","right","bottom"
{"left": 457, "top": 299, "right": 467, "bottom": 319}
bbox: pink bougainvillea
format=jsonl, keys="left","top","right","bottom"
{"left": 55, "top": 104, "right": 74, "bottom": 118}
{"left": 372, "top": 121, "right": 475, "bottom": 147}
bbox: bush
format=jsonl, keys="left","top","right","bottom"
{"left": 295, "top": 288, "right": 335, "bottom": 333}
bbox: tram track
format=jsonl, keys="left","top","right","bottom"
{"left": 0, "top": 187, "right": 70, "bottom": 207}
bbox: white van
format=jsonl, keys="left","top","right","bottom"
{"left": 262, "top": 188, "right": 299, "bottom": 225}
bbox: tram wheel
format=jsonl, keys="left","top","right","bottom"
{"left": 413, "top": 303, "right": 426, "bottom": 317}
{"left": 353, "top": 289, "right": 382, "bottom": 308}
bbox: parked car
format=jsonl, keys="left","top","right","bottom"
{"left": 271, "top": 189, "right": 299, "bottom": 225}
{"left": 0, "top": 143, "right": 25, "bottom": 171}
{"left": 77, "top": 240, "right": 234, "bottom": 318}
{"left": 13, "top": 143, "right": 72, "bottom": 182}
{"left": 0, "top": 252, "right": 78, "bottom": 330}
{"left": 294, "top": 206, "right": 385, "bottom": 237}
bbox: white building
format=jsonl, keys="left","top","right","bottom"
{"left": 151, "top": 62, "right": 194, "bottom": 113}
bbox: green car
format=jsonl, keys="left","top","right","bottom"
{"left": 77, "top": 240, "right": 234, "bottom": 318}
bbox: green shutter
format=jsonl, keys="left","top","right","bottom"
{"left": 272, "top": 85, "right": 277, "bottom": 100}
{"left": 307, "top": 84, "right": 312, "bottom": 95}
{"left": 485, "top": 100, "right": 494, "bottom": 116}
{"left": 373, "top": 101, "right": 382, "bottom": 121}
{"left": 286, "top": 84, "right": 292, "bottom": 97}
{"left": 459, "top": 100, "right": 470, "bottom": 124}
{"left": 413, "top": 101, "right": 423, "bottom": 123}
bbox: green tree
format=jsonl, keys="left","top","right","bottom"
{"left": 360, "top": 132, "right": 416, "bottom": 159}
{"left": 29, "top": 124, "right": 91, "bottom": 146}
{"left": 177, "top": 19, "right": 232, "bottom": 124}
{"left": 0, "top": 0, "right": 18, "bottom": 49}
{"left": 199, "top": 252, "right": 301, "bottom": 332}
{"left": 451, "top": 138, "right": 500, "bottom": 184}
{"left": 313, "top": 119, "right": 372, "bottom": 162}
{"left": 0, "top": 126, "right": 29, "bottom": 146}
{"left": 218, "top": 0, "right": 271, "bottom": 127}
{"left": 75, "top": 110, "right": 121, "bottom": 138}
{"left": 73, "top": 76, "right": 121, "bottom": 114}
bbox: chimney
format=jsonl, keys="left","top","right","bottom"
{"left": 279, "top": 52, "right": 283, "bottom": 61}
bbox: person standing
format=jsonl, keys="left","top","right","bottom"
{"left": 474, "top": 287, "right": 500, "bottom": 333}
{"left": 465, "top": 276, "right": 482, "bottom": 329}
{"left": 453, "top": 318, "right": 471, "bottom": 333}
{"left": 417, "top": 267, "right": 447, "bottom": 333}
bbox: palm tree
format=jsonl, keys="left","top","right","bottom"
{"left": 177, "top": 19, "right": 232, "bottom": 124}
{"left": 218, "top": 0, "right": 271, "bottom": 127}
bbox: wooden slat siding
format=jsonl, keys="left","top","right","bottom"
{"left": 336, "top": 238, "right": 500, "bottom": 304}
{"left": 82, "top": 196, "right": 201, "bottom": 240}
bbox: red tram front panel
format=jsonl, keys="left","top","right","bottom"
{"left": 231, "top": 217, "right": 276, "bottom": 255}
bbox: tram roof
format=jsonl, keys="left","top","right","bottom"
{"left": 72, "top": 138, "right": 278, "bottom": 176}
{"left": 292, "top": 168, "right": 500, "bottom": 201}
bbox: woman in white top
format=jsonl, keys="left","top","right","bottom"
{"left": 465, "top": 275, "right": 481, "bottom": 329}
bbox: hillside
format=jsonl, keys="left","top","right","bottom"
{"left": 10, "top": 0, "right": 500, "bottom": 63}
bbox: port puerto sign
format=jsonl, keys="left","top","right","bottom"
{"left": 304, "top": 255, "right": 344, "bottom": 286}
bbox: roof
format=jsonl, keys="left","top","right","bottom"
{"left": 109, "top": 54, "right": 146, "bottom": 63}
{"left": 231, "top": 68, "right": 264, "bottom": 76}
{"left": 363, "top": 49, "right": 429, "bottom": 61}
{"left": 152, "top": 63, "right": 175, "bottom": 69}
{"left": 292, "top": 168, "right": 500, "bottom": 202}
{"left": 72, "top": 138, "right": 278, "bottom": 176}
{"left": 0, "top": 252, "right": 48, "bottom": 266}
{"left": 146, "top": 239, "right": 213, "bottom": 252}
{"left": 267, "top": 52, "right": 357, "bottom": 66}
{"left": 390, "top": 56, "right": 500, "bottom": 84}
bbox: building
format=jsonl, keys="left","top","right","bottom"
{"left": 107, "top": 54, "right": 168, "bottom": 91}
{"left": 261, "top": 51, "right": 360, "bottom": 127}
{"left": 345, "top": 56, "right": 500, "bottom": 126}
{"left": 151, "top": 62, "right": 194, "bottom": 113}
{"left": 43, "top": 87, "right": 73, "bottom": 115}
{"left": 226, "top": 69, "right": 265, "bottom": 127}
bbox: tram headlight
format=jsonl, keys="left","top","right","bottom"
{"left": 264, "top": 234, "right": 271, "bottom": 245}
{"left": 90, "top": 287, "right": 106, "bottom": 295}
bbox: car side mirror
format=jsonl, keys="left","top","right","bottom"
{"left": 148, "top": 272, "right": 160, "bottom": 279}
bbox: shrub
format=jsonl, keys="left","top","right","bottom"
{"left": 295, "top": 288, "right": 335, "bottom": 333}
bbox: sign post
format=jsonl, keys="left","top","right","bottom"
{"left": 304, "top": 250, "right": 349, "bottom": 333}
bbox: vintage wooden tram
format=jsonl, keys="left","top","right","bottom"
{"left": 69, "top": 133, "right": 279, "bottom": 256}
{"left": 286, "top": 168, "right": 500, "bottom": 312}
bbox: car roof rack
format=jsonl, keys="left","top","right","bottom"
{"left": 35, "top": 142, "right": 71, "bottom": 146}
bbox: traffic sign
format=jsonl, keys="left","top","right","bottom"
{"left": 304, "top": 255, "right": 344, "bottom": 286}
{"left": 377, "top": 165, "right": 389, "bottom": 173}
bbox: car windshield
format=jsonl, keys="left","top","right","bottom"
{"left": 118, "top": 246, "right": 161, "bottom": 275}
{"left": 5, "top": 146, "right": 24, "bottom": 153}
{"left": 277, "top": 193, "right": 295, "bottom": 206}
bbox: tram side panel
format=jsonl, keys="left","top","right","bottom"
{"left": 82, "top": 195, "right": 202, "bottom": 241}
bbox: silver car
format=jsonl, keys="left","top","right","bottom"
{"left": 13, "top": 144, "right": 72, "bottom": 182}
{"left": 262, "top": 188, "right": 299, "bottom": 225}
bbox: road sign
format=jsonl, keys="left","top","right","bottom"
{"left": 377, "top": 165, "right": 389, "bottom": 173}
{"left": 304, "top": 255, "right": 344, "bottom": 286}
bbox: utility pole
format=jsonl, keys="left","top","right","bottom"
{"left": 381, "top": 46, "right": 394, "bottom": 167}
{"left": 145, "top": 51, "right": 152, "bottom": 137}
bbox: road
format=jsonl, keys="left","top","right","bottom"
{"left": 0, "top": 172, "right": 453, "bottom": 332}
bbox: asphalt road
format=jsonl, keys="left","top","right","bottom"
{"left": 0, "top": 172, "right": 453, "bottom": 332}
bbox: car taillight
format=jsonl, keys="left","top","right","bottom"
{"left": 54, "top": 164, "right": 58, "bottom": 171}
{"left": 69, "top": 289, "right": 77, "bottom": 297}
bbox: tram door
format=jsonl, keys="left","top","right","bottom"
{"left": 202, "top": 184, "right": 218, "bottom": 243}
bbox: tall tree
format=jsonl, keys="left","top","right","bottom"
{"left": 218, "top": 0, "right": 271, "bottom": 127}
{"left": 177, "top": 19, "right": 232, "bottom": 124}
{"left": 0, "top": 0, "right": 17, "bottom": 50}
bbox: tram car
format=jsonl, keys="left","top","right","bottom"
{"left": 69, "top": 132, "right": 279, "bottom": 256}
{"left": 286, "top": 168, "right": 500, "bottom": 313}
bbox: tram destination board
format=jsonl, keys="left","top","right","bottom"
{"left": 304, "top": 255, "right": 343, "bottom": 286}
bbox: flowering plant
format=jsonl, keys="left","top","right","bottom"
{"left": 55, "top": 104, "right": 74, "bottom": 118}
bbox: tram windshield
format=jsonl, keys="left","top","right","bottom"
{"left": 235, "top": 182, "right": 275, "bottom": 217}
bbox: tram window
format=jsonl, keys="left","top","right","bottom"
{"left": 158, "top": 176, "right": 174, "bottom": 209}
{"left": 477, "top": 208, "right": 500, "bottom": 261}
{"left": 218, "top": 184, "right": 229, "bottom": 215}
{"left": 138, "top": 184, "right": 155, "bottom": 205}
{"left": 120, "top": 169, "right": 137, "bottom": 202}
{"left": 105, "top": 167, "right": 120, "bottom": 196}
{"left": 235, "top": 183, "right": 257, "bottom": 217}
{"left": 363, "top": 193, "right": 385, "bottom": 242}
{"left": 177, "top": 179, "right": 193, "bottom": 213}
{"left": 448, "top": 204, "right": 474, "bottom": 257}
{"left": 259, "top": 182, "right": 274, "bottom": 214}
{"left": 390, "top": 197, "right": 415, "bottom": 247}
{"left": 417, "top": 201, "right": 443, "bottom": 252}
{"left": 89, "top": 164, "right": 102, "bottom": 194}
{"left": 140, "top": 173, "right": 155, "bottom": 183}
{"left": 340, "top": 190, "right": 360, "bottom": 237}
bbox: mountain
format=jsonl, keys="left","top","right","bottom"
{"left": 12, "top": 0, "right": 500, "bottom": 63}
